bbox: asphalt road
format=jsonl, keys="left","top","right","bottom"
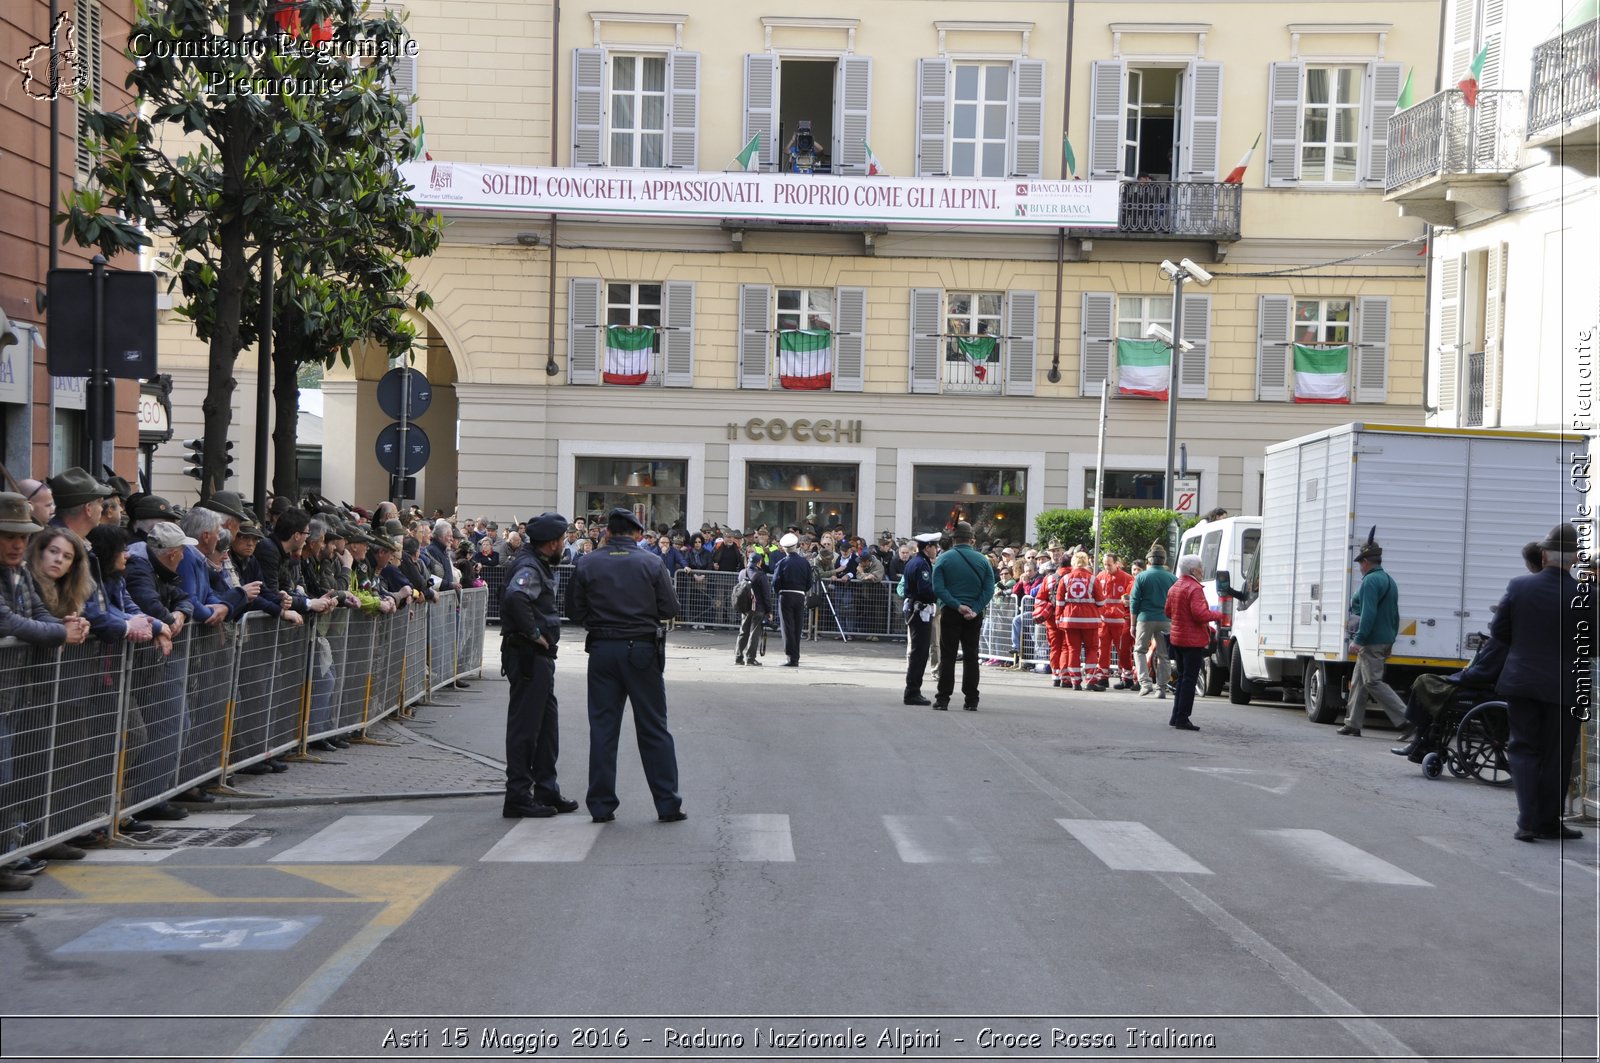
{"left": 3, "top": 627, "right": 1596, "bottom": 1062}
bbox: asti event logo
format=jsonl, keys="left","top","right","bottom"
{"left": 17, "top": 11, "right": 84, "bottom": 102}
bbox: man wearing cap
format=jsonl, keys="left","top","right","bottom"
{"left": 1494, "top": 523, "right": 1588, "bottom": 842}
{"left": 125, "top": 517, "right": 196, "bottom": 639}
{"left": 47, "top": 468, "right": 114, "bottom": 540}
{"left": 771, "top": 531, "right": 813, "bottom": 667}
{"left": 229, "top": 521, "right": 266, "bottom": 596}
{"left": 346, "top": 529, "right": 397, "bottom": 615}
{"left": 930, "top": 522, "right": 996, "bottom": 710}
{"left": 1129, "top": 544, "right": 1177, "bottom": 697}
{"left": 1338, "top": 533, "right": 1410, "bottom": 738}
{"left": 500, "top": 513, "right": 580, "bottom": 818}
{"left": 900, "top": 533, "right": 942, "bottom": 705}
{"left": 100, "top": 475, "right": 133, "bottom": 527}
{"left": 176, "top": 508, "right": 242, "bottom": 626}
{"left": 569, "top": 507, "right": 684, "bottom": 823}
{"left": 734, "top": 544, "right": 773, "bottom": 667}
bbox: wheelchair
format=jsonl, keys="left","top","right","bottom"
{"left": 1403, "top": 675, "right": 1512, "bottom": 786}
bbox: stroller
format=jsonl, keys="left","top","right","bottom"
{"left": 1399, "top": 634, "right": 1512, "bottom": 785}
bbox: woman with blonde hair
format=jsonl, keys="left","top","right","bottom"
{"left": 27, "top": 528, "right": 94, "bottom": 620}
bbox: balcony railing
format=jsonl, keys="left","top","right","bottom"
{"left": 1464, "top": 349, "right": 1485, "bottom": 427}
{"left": 941, "top": 352, "right": 1003, "bottom": 395}
{"left": 1386, "top": 89, "right": 1526, "bottom": 192}
{"left": 1114, "top": 180, "right": 1242, "bottom": 239}
{"left": 1529, "top": 18, "right": 1600, "bottom": 138}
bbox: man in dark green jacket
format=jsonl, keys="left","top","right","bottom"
{"left": 1339, "top": 535, "right": 1410, "bottom": 737}
{"left": 930, "top": 521, "right": 997, "bottom": 711}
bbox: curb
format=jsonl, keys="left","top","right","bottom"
{"left": 191, "top": 789, "right": 501, "bottom": 811}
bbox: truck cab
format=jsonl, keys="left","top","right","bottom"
{"left": 1176, "top": 516, "right": 1262, "bottom": 697}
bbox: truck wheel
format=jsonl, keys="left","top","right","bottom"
{"left": 1304, "top": 660, "right": 1340, "bottom": 724}
{"left": 1228, "top": 646, "right": 1254, "bottom": 705}
{"left": 1203, "top": 652, "right": 1226, "bottom": 697}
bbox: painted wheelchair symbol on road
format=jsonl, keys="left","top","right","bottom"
{"left": 56, "top": 916, "right": 321, "bottom": 953}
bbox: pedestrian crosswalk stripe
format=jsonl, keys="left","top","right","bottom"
{"left": 722, "top": 814, "right": 795, "bottom": 862}
{"left": 882, "top": 815, "right": 999, "bottom": 864}
{"left": 270, "top": 815, "right": 431, "bottom": 864}
{"left": 1056, "top": 819, "right": 1212, "bottom": 874}
{"left": 481, "top": 818, "right": 604, "bottom": 862}
{"left": 1255, "top": 829, "right": 1431, "bottom": 887}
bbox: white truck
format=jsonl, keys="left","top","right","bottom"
{"left": 1222, "top": 423, "right": 1580, "bottom": 722}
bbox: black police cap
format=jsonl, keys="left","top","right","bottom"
{"left": 607, "top": 507, "right": 645, "bottom": 533}
{"left": 526, "top": 512, "right": 569, "bottom": 543}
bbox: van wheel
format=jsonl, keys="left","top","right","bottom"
{"left": 1228, "top": 646, "right": 1254, "bottom": 705}
{"left": 1304, "top": 660, "right": 1341, "bottom": 724}
{"left": 1202, "top": 652, "right": 1226, "bottom": 697}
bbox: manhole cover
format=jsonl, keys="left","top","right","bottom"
{"left": 142, "top": 827, "right": 273, "bottom": 849}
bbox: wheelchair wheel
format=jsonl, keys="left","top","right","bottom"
{"left": 1445, "top": 749, "right": 1468, "bottom": 778}
{"left": 1421, "top": 752, "right": 1444, "bottom": 779}
{"left": 1454, "top": 701, "right": 1513, "bottom": 787}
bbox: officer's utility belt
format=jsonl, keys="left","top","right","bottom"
{"left": 585, "top": 629, "right": 658, "bottom": 641}
{"left": 778, "top": 588, "right": 808, "bottom": 595}
{"left": 505, "top": 631, "right": 557, "bottom": 655}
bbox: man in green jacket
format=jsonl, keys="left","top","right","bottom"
{"left": 1339, "top": 534, "right": 1411, "bottom": 737}
{"left": 1129, "top": 544, "right": 1179, "bottom": 697}
{"left": 930, "top": 521, "right": 997, "bottom": 711}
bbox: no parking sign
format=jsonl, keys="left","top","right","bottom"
{"left": 1172, "top": 476, "right": 1201, "bottom": 515}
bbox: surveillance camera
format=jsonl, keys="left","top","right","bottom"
{"left": 0, "top": 308, "right": 17, "bottom": 351}
{"left": 1177, "top": 338, "right": 1195, "bottom": 353}
{"left": 1144, "top": 322, "right": 1174, "bottom": 344}
{"left": 1158, "top": 260, "right": 1180, "bottom": 280}
{"left": 1179, "top": 258, "right": 1214, "bottom": 285}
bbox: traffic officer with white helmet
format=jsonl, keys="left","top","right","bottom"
{"left": 569, "top": 508, "right": 685, "bottom": 823}
{"left": 900, "top": 532, "right": 941, "bottom": 704}
{"left": 770, "top": 531, "right": 813, "bottom": 667}
{"left": 500, "top": 512, "right": 580, "bottom": 818}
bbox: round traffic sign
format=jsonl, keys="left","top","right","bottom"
{"left": 376, "top": 367, "right": 433, "bottom": 420}
{"left": 375, "top": 422, "right": 431, "bottom": 475}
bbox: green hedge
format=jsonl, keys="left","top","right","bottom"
{"left": 1034, "top": 509, "right": 1095, "bottom": 552}
{"left": 1035, "top": 508, "right": 1197, "bottom": 561}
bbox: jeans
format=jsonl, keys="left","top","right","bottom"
{"left": 1345, "top": 643, "right": 1407, "bottom": 731}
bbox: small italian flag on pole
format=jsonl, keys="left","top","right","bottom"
{"left": 1223, "top": 133, "right": 1260, "bottom": 184}
{"left": 1458, "top": 45, "right": 1489, "bottom": 106}
{"left": 1115, "top": 338, "right": 1170, "bottom": 400}
{"left": 735, "top": 132, "right": 762, "bottom": 171}
{"left": 777, "top": 329, "right": 833, "bottom": 390}
{"left": 603, "top": 325, "right": 654, "bottom": 385}
{"left": 1292, "top": 344, "right": 1351, "bottom": 403}
{"left": 1395, "top": 68, "right": 1415, "bottom": 113}
{"left": 955, "top": 335, "right": 998, "bottom": 382}
{"left": 1063, "top": 136, "right": 1078, "bottom": 179}
{"left": 863, "top": 140, "right": 885, "bottom": 175}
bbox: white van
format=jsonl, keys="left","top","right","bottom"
{"left": 1175, "top": 515, "right": 1262, "bottom": 697}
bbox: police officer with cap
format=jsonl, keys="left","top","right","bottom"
{"left": 901, "top": 532, "right": 942, "bottom": 705}
{"left": 771, "top": 531, "right": 813, "bottom": 667}
{"left": 569, "top": 507, "right": 685, "bottom": 823}
{"left": 500, "top": 513, "right": 581, "bottom": 818}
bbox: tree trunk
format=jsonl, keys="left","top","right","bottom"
{"left": 271, "top": 304, "right": 302, "bottom": 503}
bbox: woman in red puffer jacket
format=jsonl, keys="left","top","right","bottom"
{"left": 1164, "top": 555, "right": 1225, "bottom": 731}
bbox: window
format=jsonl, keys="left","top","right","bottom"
{"left": 746, "top": 461, "right": 857, "bottom": 534}
{"left": 1117, "top": 295, "right": 1175, "bottom": 340}
{"left": 1257, "top": 294, "right": 1389, "bottom": 403}
{"left": 609, "top": 55, "right": 666, "bottom": 168}
{"left": 74, "top": 0, "right": 102, "bottom": 182}
{"left": 743, "top": 54, "right": 874, "bottom": 174}
{"left": 952, "top": 63, "right": 1011, "bottom": 178}
{"left": 569, "top": 278, "right": 694, "bottom": 387}
{"left": 1087, "top": 60, "right": 1222, "bottom": 183}
{"left": 912, "top": 466, "right": 1026, "bottom": 543}
{"left": 576, "top": 458, "right": 688, "bottom": 530}
{"left": 777, "top": 288, "right": 832, "bottom": 333}
{"left": 601, "top": 283, "right": 663, "bottom": 385}
{"left": 1294, "top": 298, "right": 1352, "bottom": 344}
{"left": 739, "top": 284, "right": 866, "bottom": 391}
{"left": 52, "top": 409, "right": 85, "bottom": 475}
{"left": 1301, "top": 66, "right": 1362, "bottom": 183}
{"left": 944, "top": 292, "right": 1003, "bottom": 392}
{"left": 1086, "top": 469, "right": 1174, "bottom": 509}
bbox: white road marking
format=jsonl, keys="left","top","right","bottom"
{"left": 1184, "top": 766, "right": 1298, "bottom": 794}
{"left": 1257, "top": 829, "right": 1431, "bottom": 887}
{"left": 173, "top": 813, "right": 255, "bottom": 829}
{"left": 1055, "top": 819, "right": 1212, "bottom": 874}
{"left": 481, "top": 817, "right": 604, "bottom": 863}
{"left": 79, "top": 848, "right": 176, "bottom": 864}
{"left": 269, "top": 815, "right": 430, "bottom": 863}
{"left": 721, "top": 814, "right": 795, "bottom": 862}
{"left": 882, "top": 815, "right": 998, "bottom": 864}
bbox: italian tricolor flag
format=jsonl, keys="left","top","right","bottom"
{"left": 604, "top": 325, "right": 654, "bottom": 385}
{"left": 1292, "top": 344, "right": 1351, "bottom": 403}
{"left": 1115, "top": 338, "right": 1169, "bottom": 400}
{"left": 1458, "top": 45, "right": 1488, "bottom": 107}
{"left": 955, "top": 335, "right": 997, "bottom": 382}
{"left": 778, "top": 329, "right": 832, "bottom": 390}
{"left": 864, "top": 140, "right": 885, "bottom": 176}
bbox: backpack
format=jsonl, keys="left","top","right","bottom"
{"left": 733, "top": 576, "right": 755, "bottom": 614}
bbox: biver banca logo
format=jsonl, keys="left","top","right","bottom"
{"left": 18, "top": 11, "right": 85, "bottom": 102}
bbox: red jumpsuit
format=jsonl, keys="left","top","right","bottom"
{"left": 1056, "top": 566, "right": 1100, "bottom": 688}
{"left": 1095, "top": 567, "right": 1136, "bottom": 687}
{"left": 1033, "top": 573, "right": 1067, "bottom": 681}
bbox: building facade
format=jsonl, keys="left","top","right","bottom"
{"left": 149, "top": 0, "right": 1440, "bottom": 537}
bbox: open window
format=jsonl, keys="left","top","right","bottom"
{"left": 744, "top": 55, "right": 873, "bottom": 173}
{"left": 1088, "top": 60, "right": 1222, "bottom": 182}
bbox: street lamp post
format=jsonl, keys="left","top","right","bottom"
{"left": 1149, "top": 258, "right": 1213, "bottom": 510}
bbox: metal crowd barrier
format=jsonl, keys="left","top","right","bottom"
{"left": 481, "top": 565, "right": 508, "bottom": 623}
{"left": 813, "top": 578, "right": 902, "bottom": 641}
{"left": 673, "top": 569, "right": 743, "bottom": 630}
{"left": 0, "top": 590, "right": 492, "bottom": 867}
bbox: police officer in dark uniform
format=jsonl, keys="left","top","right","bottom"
{"left": 500, "top": 513, "right": 581, "bottom": 818}
{"left": 770, "top": 532, "right": 813, "bottom": 667}
{"left": 569, "top": 508, "right": 685, "bottom": 823}
{"left": 901, "top": 532, "right": 942, "bottom": 705}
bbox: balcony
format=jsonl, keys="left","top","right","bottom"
{"left": 1463, "top": 349, "right": 1485, "bottom": 427}
{"left": 940, "top": 350, "right": 1003, "bottom": 396}
{"left": 1071, "top": 181, "right": 1241, "bottom": 253}
{"left": 1385, "top": 88, "right": 1525, "bottom": 226}
{"left": 1527, "top": 18, "right": 1600, "bottom": 174}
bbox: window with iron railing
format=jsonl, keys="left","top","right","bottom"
{"left": 1464, "top": 349, "right": 1486, "bottom": 427}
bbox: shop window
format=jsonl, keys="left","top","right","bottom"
{"left": 912, "top": 465, "right": 1027, "bottom": 544}
{"left": 576, "top": 457, "right": 688, "bottom": 531}
{"left": 1086, "top": 468, "right": 1179, "bottom": 509}
{"left": 746, "top": 461, "right": 857, "bottom": 534}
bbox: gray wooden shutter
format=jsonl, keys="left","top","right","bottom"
{"left": 1353, "top": 296, "right": 1389, "bottom": 403}
{"left": 833, "top": 56, "right": 873, "bottom": 174}
{"left": 832, "top": 287, "right": 867, "bottom": 392}
{"left": 387, "top": 51, "right": 417, "bottom": 132}
{"left": 916, "top": 58, "right": 950, "bottom": 176}
{"left": 662, "top": 281, "right": 695, "bottom": 387}
{"left": 74, "top": 0, "right": 102, "bottom": 178}
{"left": 567, "top": 278, "right": 602, "bottom": 385}
{"left": 1450, "top": 0, "right": 1478, "bottom": 85}
{"left": 909, "top": 289, "right": 942, "bottom": 394}
{"left": 1178, "top": 293, "right": 1210, "bottom": 399}
{"left": 1473, "top": 0, "right": 1508, "bottom": 167}
{"left": 1004, "top": 289, "right": 1038, "bottom": 396}
{"left": 1010, "top": 59, "right": 1046, "bottom": 178}
{"left": 665, "top": 51, "right": 700, "bottom": 170}
{"left": 572, "top": 48, "right": 605, "bottom": 167}
{"left": 744, "top": 53, "right": 778, "bottom": 170}
{"left": 1437, "top": 256, "right": 1461, "bottom": 413}
{"left": 738, "top": 283, "right": 771, "bottom": 389}
{"left": 1088, "top": 60, "right": 1126, "bottom": 179}
{"left": 1181, "top": 61, "right": 1223, "bottom": 181}
{"left": 1256, "top": 295, "right": 1293, "bottom": 401}
{"left": 1080, "top": 292, "right": 1115, "bottom": 393}
{"left": 1362, "top": 61, "right": 1403, "bottom": 187}
{"left": 1483, "top": 243, "right": 1506, "bottom": 424}
{"left": 1266, "top": 61, "right": 1304, "bottom": 187}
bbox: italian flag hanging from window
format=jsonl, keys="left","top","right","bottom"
{"left": 778, "top": 329, "right": 833, "bottom": 390}
{"left": 1292, "top": 344, "right": 1351, "bottom": 403}
{"left": 956, "top": 335, "right": 998, "bottom": 382}
{"left": 604, "top": 325, "right": 654, "bottom": 385}
{"left": 1115, "top": 338, "right": 1170, "bottom": 400}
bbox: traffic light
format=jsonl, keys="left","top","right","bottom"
{"left": 181, "top": 439, "right": 204, "bottom": 480}
{"left": 221, "top": 440, "right": 235, "bottom": 481}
